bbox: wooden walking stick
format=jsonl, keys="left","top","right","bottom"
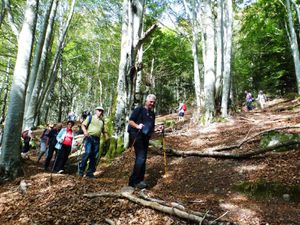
{"left": 121, "top": 130, "right": 140, "bottom": 160}
{"left": 162, "top": 128, "right": 167, "bottom": 174}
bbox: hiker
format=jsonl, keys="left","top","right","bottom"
{"left": 256, "top": 90, "right": 267, "bottom": 110}
{"left": 53, "top": 121, "right": 75, "bottom": 173}
{"left": 67, "top": 111, "right": 76, "bottom": 121}
{"left": 21, "top": 128, "right": 33, "bottom": 159}
{"left": 178, "top": 101, "right": 187, "bottom": 122}
{"left": 44, "top": 123, "right": 62, "bottom": 171}
{"left": 128, "top": 94, "right": 160, "bottom": 189}
{"left": 245, "top": 91, "right": 254, "bottom": 111}
{"left": 78, "top": 106, "right": 107, "bottom": 178}
{"left": 76, "top": 110, "right": 91, "bottom": 135}
{"left": 37, "top": 123, "right": 53, "bottom": 162}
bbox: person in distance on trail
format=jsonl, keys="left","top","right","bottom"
{"left": 78, "top": 106, "right": 107, "bottom": 178}
{"left": 21, "top": 127, "right": 33, "bottom": 159}
{"left": 44, "top": 123, "right": 62, "bottom": 171}
{"left": 128, "top": 94, "right": 164, "bottom": 189}
{"left": 53, "top": 120, "right": 75, "bottom": 173}
{"left": 177, "top": 101, "right": 187, "bottom": 122}
{"left": 256, "top": 90, "right": 267, "bottom": 110}
{"left": 37, "top": 123, "right": 53, "bottom": 162}
{"left": 245, "top": 91, "right": 254, "bottom": 111}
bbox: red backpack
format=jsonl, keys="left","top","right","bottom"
{"left": 182, "top": 103, "right": 187, "bottom": 111}
{"left": 22, "top": 130, "right": 29, "bottom": 139}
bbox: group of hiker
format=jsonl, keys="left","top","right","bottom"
{"left": 17, "top": 90, "right": 267, "bottom": 188}
{"left": 19, "top": 94, "right": 163, "bottom": 188}
{"left": 21, "top": 106, "right": 107, "bottom": 179}
{"left": 245, "top": 90, "right": 267, "bottom": 111}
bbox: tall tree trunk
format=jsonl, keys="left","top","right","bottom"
{"left": 0, "top": 0, "right": 38, "bottom": 180}
{"left": 1, "top": 0, "right": 19, "bottom": 37}
{"left": 221, "top": 0, "right": 233, "bottom": 117}
{"left": 114, "top": 0, "right": 146, "bottom": 135}
{"left": 200, "top": 0, "right": 216, "bottom": 122}
{"left": 97, "top": 45, "right": 103, "bottom": 105}
{"left": 286, "top": 0, "right": 300, "bottom": 94}
{"left": 0, "top": 58, "right": 11, "bottom": 124}
{"left": 182, "top": 0, "right": 202, "bottom": 110}
{"left": 24, "top": 0, "right": 56, "bottom": 128}
{"left": 37, "top": 0, "right": 76, "bottom": 117}
{"left": 291, "top": 0, "right": 300, "bottom": 27}
{"left": 135, "top": 44, "right": 143, "bottom": 105}
{"left": 215, "top": 0, "right": 224, "bottom": 105}
{"left": 57, "top": 44, "right": 63, "bottom": 122}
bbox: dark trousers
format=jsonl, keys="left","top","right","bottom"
{"left": 54, "top": 144, "right": 71, "bottom": 171}
{"left": 79, "top": 136, "right": 100, "bottom": 176}
{"left": 44, "top": 144, "right": 57, "bottom": 170}
{"left": 128, "top": 135, "right": 149, "bottom": 187}
{"left": 22, "top": 137, "right": 31, "bottom": 153}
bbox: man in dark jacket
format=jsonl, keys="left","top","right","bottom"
{"left": 128, "top": 94, "right": 160, "bottom": 189}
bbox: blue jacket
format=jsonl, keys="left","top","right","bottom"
{"left": 55, "top": 128, "right": 75, "bottom": 150}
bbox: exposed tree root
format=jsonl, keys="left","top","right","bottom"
{"left": 84, "top": 187, "right": 227, "bottom": 224}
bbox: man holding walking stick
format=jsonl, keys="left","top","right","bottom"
{"left": 128, "top": 94, "right": 163, "bottom": 189}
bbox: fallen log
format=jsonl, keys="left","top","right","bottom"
{"left": 208, "top": 125, "right": 300, "bottom": 152}
{"left": 167, "top": 140, "right": 300, "bottom": 159}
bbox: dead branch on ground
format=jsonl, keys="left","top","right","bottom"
{"left": 84, "top": 187, "right": 223, "bottom": 224}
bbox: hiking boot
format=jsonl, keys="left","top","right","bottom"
{"left": 57, "top": 170, "right": 64, "bottom": 174}
{"left": 135, "top": 181, "right": 147, "bottom": 189}
{"left": 86, "top": 174, "right": 96, "bottom": 179}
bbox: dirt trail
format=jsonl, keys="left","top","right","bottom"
{"left": 0, "top": 98, "right": 299, "bottom": 225}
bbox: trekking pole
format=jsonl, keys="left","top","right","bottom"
{"left": 49, "top": 150, "right": 59, "bottom": 184}
{"left": 121, "top": 129, "right": 140, "bottom": 160}
{"left": 77, "top": 142, "right": 84, "bottom": 176}
{"left": 162, "top": 128, "right": 167, "bottom": 174}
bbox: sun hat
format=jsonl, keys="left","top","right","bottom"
{"left": 95, "top": 106, "right": 104, "bottom": 111}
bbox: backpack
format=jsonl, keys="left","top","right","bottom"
{"left": 182, "top": 103, "right": 187, "bottom": 111}
{"left": 22, "top": 130, "right": 29, "bottom": 139}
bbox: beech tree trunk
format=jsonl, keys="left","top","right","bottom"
{"left": 183, "top": 0, "right": 202, "bottom": 110}
{"left": 200, "top": 0, "right": 215, "bottom": 122}
{"left": 114, "top": 0, "right": 146, "bottom": 136}
{"left": 215, "top": 0, "right": 223, "bottom": 103}
{"left": 24, "top": 0, "right": 56, "bottom": 128}
{"left": 221, "top": 0, "right": 233, "bottom": 117}
{"left": 1, "top": 0, "right": 19, "bottom": 37}
{"left": 37, "top": 0, "right": 76, "bottom": 119}
{"left": 286, "top": 0, "right": 300, "bottom": 94}
{"left": 0, "top": 58, "right": 10, "bottom": 124}
{"left": 0, "top": 0, "right": 38, "bottom": 180}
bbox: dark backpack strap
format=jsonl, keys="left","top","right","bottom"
{"left": 87, "top": 114, "right": 92, "bottom": 128}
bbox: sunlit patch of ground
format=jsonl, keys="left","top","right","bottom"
{"left": 219, "top": 202, "right": 260, "bottom": 225}
{"left": 234, "top": 164, "right": 267, "bottom": 174}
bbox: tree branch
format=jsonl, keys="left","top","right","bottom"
{"left": 136, "top": 24, "right": 158, "bottom": 50}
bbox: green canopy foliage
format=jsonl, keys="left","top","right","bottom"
{"left": 233, "top": 0, "right": 297, "bottom": 103}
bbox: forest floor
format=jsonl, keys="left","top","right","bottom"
{"left": 0, "top": 98, "right": 299, "bottom": 225}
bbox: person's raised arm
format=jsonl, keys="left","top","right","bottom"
{"left": 128, "top": 120, "right": 144, "bottom": 130}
